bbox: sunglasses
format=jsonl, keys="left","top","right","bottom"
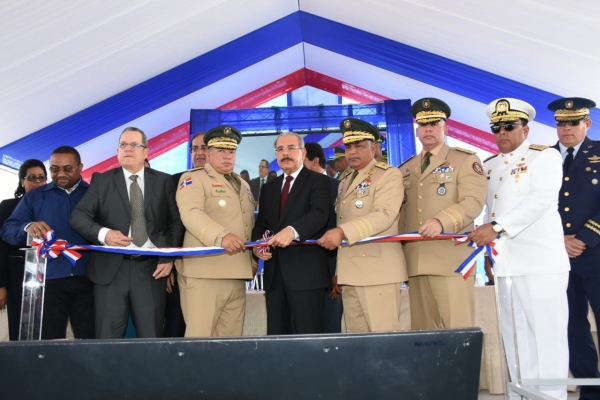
{"left": 490, "top": 121, "right": 521, "bottom": 134}
{"left": 556, "top": 120, "right": 586, "bottom": 127}
{"left": 25, "top": 174, "right": 47, "bottom": 182}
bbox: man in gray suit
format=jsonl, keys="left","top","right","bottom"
{"left": 70, "top": 127, "right": 184, "bottom": 338}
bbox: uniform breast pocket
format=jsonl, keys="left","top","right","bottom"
{"left": 208, "top": 192, "right": 232, "bottom": 213}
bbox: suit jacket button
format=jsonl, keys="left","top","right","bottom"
{"left": 342, "top": 201, "right": 346, "bottom": 204}
{"left": 418, "top": 195, "right": 423, "bottom": 199}
{"left": 418, "top": 221, "right": 422, "bottom": 225}
{"left": 494, "top": 194, "right": 498, "bottom": 199}
{"left": 566, "top": 223, "right": 571, "bottom": 228}
{"left": 419, "top": 183, "right": 423, "bottom": 186}
{"left": 362, "top": 253, "right": 366, "bottom": 257}
{"left": 564, "top": 192, "right": 569, "bottom": 196}
{"left": 564, "top": 177, "right": 570, "bottom": 181}
{"left": 340, "top": 215, "right": 343, "bottom": 219}
{"left": 564, "top": 207, "right": 570, "bottom": 212}
{"left": 492, "top": 213, "right": 496, "bottom": 217}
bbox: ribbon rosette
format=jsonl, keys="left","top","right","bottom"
{"left": 454, "top": 236, "right": 499, "bottom": 279}
{"left": 31, "top": 231, "right": 85, "bottom": 267}
{"left": 256, "top": 230, "right": 274, "bottom": 255}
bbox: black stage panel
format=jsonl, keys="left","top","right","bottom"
{"left": 0, "top": 328, "right": 483, "bottom": 399}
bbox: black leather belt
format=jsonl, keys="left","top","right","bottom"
{"left": 122, "top": 254, "right": 152, "bottom": 262}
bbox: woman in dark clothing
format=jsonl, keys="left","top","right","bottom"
{"left": 0, "top": 159, "right": 47, "bottom": 340}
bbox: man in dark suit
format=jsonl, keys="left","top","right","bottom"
{"left": 303, "top": 142, "right": 343, "bottom": 333}
{"left": 549, "top": 97, "right": 600, "bottom": 400}
{"left": 249, "top": 159, "right": 275, "bottom": 208}
{"left": 252, "top": 133, "right": 332, "bottom": 335}
{"left": 70, "top": 127, "right": 184, "bottom": 339}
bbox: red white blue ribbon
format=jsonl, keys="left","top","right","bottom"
{"left": 30, "top": 231, "right": 85, "bottom": 267}
{"left": 30, "top": 231, "right": 495, "bottom": 280}
{"left": 454, "top": 237, "right": 498, "bottom": 279}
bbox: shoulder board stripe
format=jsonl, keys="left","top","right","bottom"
{"left": 375, "top": 162, "right": 392, "bottom": 170}
{"left": 529, "top": 144, "right": 549, "bottom": 151}
{"left": 187, "top": 166, "right": 204, "bottom": 172}
{"left": 454, "top": 147, "right": 476, "bottom": 155}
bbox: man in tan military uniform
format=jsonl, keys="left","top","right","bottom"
{"left": 399, "top": 98, "right": 487, "bottom": 330}
{"left": 318, "top": 118, "right": 407, "bottom": 333}
{"left": 330, "top": 146, "right": 352, "bottom": 179}
{"left": 375, "top": 135, "right": 387, "bottom": 163}
{"left": 176, "top": 125, "right": 256, "bottom": 337}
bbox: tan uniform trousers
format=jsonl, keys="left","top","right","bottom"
{"left": 409, "top": 275, "right": 475, "bottom": 330}
{"left": 178, "top": 275, "right": 246, "bottom": 337}
{"left": 342, "top": 283, "right": 401, "bottom": 333}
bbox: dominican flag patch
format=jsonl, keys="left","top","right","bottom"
{"left": 179, "top": 177, "right": 192, "bottom": 190}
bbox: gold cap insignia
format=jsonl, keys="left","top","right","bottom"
{"left": 224, "top": 127, "right": 231, "bottom": 135}
{"left": 566, "top": 100, "right": 573, "bottom": 109}
{"left": 497, "top": 101, "right": 508, "bottom": 114}
{"left": 423, "top": 100, "right": 430, "bottom": 109}
{"left": 344, "top": 120, "right": 351, "bottom": 129}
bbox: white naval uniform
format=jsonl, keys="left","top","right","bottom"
{"left": 484, "top": 139, "right": 570, "bottom": 400}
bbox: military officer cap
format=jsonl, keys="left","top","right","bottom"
{"left": 548, "top": 97, "right": 596, "bottom": 122}
{"left": 486, "top": 98, "right": 536, "bottom": 123}
{"left": 340, "top": 118, "right": 381, "bottom": 145}
{"left": 329, "top": 146, "right": 346, "bottom": 161}
{"left": 411, "top": 98, "right": 451, "bottom": 123}
{"left": 203, "top": 125, "right": 242, "bottom": 150}
{"left": 376, "top": 134, "right": 386, "bottom": 144}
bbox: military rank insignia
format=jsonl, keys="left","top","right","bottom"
{"left": 179, "top": 177, "right": 192, "bottom": 190}
{"left": 588, "top": 155, "right": 600, "bottom": 164}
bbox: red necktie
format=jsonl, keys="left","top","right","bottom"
{"left": 279, "top": 175, "right": 294, "bottom": 217}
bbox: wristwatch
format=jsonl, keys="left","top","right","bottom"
{"left": 490, "top": 221, "right": 504, "bottom": 233}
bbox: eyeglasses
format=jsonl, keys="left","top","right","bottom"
{"left": 190, "top": 145, "right": 208, "bottom": 152}
{"left": 25, "top": 174, "right": 47, "bottom": 182}
{"left": 275, "top": 146, "right": 303, "bottom": 153}
{"left": 118, "top": 142, "right": 147, "bottom": 150}
{"left": 49, "top": 165, "right": 78, "bottom": 174}
{"left": 556, "top": 120, "right": 586, "bottom": 127}
{"left": 490, "top": 121, "right": 522, "bottom": 134}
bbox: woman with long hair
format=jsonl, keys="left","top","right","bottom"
{"left": 0, "top": 159, "right": 47, "bottom": 340}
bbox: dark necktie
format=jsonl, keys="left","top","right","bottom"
{"left": 421, "top": 151, "right": 432, "bottom": 173}
{"left": 350, "top": 170, "right": 359, "bottom": 184}
{"left": 279, "top": 175, "right": 294, "bottom": 217}
{"left": 259, "top": 178, "right": 265, "bottom": 199}
{"left": 225, "top": 174, "right": 241, "bottom": 195}
{"left": 563, "top": 147, "right": 574, "bottom": 174}
{"left": 129, "top": 175, "right": 148, "bottom": 247}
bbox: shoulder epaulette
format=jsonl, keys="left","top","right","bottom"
{"left": 398, "top": 154, "right": 416, "bottom": 168}
{"left": 339, "top": 169, "right": 354, "bottom": 181}
{"left": 529, "top": 144, "right": 549, "bottom": 151}
{"left": 186, "top": 166, "right": 204, "bottom": 172}
{"left": 454, "top": 147, "right": 476, "bottom": 155}
{"left": 375, "top": 162, "right": 392, "bottom": 170}
{"left": 484, "top": 154, "right": 499, "bottom": 162}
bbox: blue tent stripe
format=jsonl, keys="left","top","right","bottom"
{"left": 298, "top": 12, "right": 599, "bottom": 138}
{"left": 3, "top": 11, "right": 597, "bottom": 168}
{"left": 0, "top": 12, "right": 304, "bottom": 165}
